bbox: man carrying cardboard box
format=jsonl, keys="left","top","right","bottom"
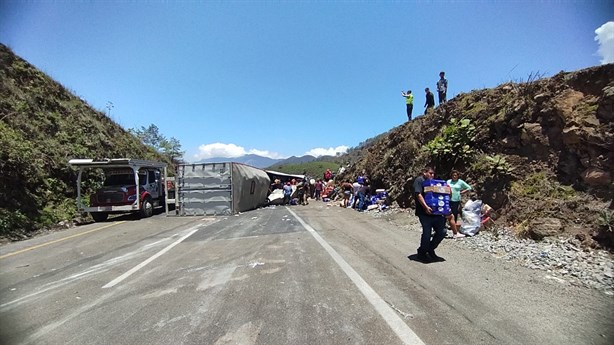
{"left": 413, "top": 166, "right": 448, "bottom": 262}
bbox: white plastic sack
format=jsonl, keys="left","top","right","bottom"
{"left": 267, "top": 189, "right": 285, "bottom": 205}
{"left": 460, "top": 199, "right": 483, "bottom": 236}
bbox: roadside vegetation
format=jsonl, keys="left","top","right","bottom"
{"left": 267, "top": 161, "right": 341, "bottom": 180}
{"left": 0, "top": 44, "right": 179, "bottom": 239}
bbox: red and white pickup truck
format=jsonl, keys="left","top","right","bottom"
{"left": 69, "top": 158, "right": 174, "bottom": 222}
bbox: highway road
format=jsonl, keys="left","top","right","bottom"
{"left": 1, "top": 203, "right": 612, "bottom": 345}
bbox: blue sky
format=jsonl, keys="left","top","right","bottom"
{"left": 1, "top": 2, "right": 612, "bottom": 162}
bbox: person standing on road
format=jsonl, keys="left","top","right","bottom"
{"left": 424, "top": 88, "right": 435, "bottom": 114}
{"left": 341, "top": 180, "right": 354, "bottom": 208}
{"left": 447, "top": 170, "right": 471, "bottom": 239}
{"left": 401, "top": 90, "right": 414, "bottom": 120}
{"left": 283, "top": 182, "right": 293, "bottom": 205}
{"left": 414, "top": 167, "right": 447, "bottom": 262}
{"left": 352, "top": 179, "right": 362, "bottom": 208}
{"left": 357, "top": 179, "right": 369, "bottom": 211}
{"left": 314, "top": 179, "right": 323, "bottom": 201}
{"left": 437, "top": 71, "right": 448, "bottom": 104}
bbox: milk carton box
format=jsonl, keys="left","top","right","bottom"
{"left": 423, "top": 179, "right": 451, "bottom": 215}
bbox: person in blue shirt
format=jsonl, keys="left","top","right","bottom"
{"left": 413, "top": 167, "right": 447, "bottom": 262}
{"left": 283, "top": 182, "right": 293, "bottom": 205}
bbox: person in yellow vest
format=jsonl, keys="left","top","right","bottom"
{"left": 401, "top": 90, "right": 414, "bottom": 120}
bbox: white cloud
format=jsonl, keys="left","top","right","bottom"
{"left": 247, "top": 149, "right": 284, "bottom": 159}
{"left": 193, "top": 143, "right": 283, "bottom": 160}
{"left": 595, "top": 21, "right": 614, "bottom": 65}
{"left": 305, "top": 146, "right": 349, "bottom": 157}
{"left": 194, "top": 143, "right": 245, "bottom": 159}
{"left": 193, "top": 143, "right": 348, "bottom": 161}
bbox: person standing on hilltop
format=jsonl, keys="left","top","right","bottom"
{"left": 424, "top": 88, "right": 435, "bottom": 114}
{"left": 401, "top": 90, "right": 414, "bottom": 120}
{"left": 437, "top": 71, "right": 448, "bottom": 104}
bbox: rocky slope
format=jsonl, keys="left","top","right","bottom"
{"left": 338, "top": 64, "right": 614, "bottom": 249}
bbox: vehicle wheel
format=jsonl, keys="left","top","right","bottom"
{"left": 140, "top": 198, "right": 153, "bottom": 218}
{"left": 91, "top": 212, "right": 108, "bottom": 222}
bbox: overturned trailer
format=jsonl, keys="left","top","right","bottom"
{"left": 175, "top": 162, "right": 270, "bottom": 216}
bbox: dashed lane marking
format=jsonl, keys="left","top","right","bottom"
{"left": 102, "top": 224, "right": 201, "bottom": 288}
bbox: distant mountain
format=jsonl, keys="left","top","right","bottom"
{"left": 272, "top": 154, "right": 339, "bottom": 166}
{"left": 194, "top": 154, "right": 281, "bottom": 169}
{"left": 193, "top": 154, "right": 339, "bottom": 169}
{"left": 275, "top": 155, "right": 317, "bottom": 165}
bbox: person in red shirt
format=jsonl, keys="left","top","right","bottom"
{"left": 324, "top": 168, "right": 332, "bottom": 181}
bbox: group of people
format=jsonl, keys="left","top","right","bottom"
{"left": 270, "top": 168, "right": 338, "bottom": 206}
{"left": 413, "top": 166, "right": 472, "bottom": 262}
{"left": 270, "top": 168, "right": 378, "bottom": 211}
{"left": 401, "top": 71, "right": 448, "bottom": 121}
{"left": 271, "top": 165, "right": 477, "bottom": 264}
{"left": 340, "top": 174, "right": 371, "bottom": 211}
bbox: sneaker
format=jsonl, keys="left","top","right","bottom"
{"left": 453, "top": 233, "right": 466, "bottom": 239}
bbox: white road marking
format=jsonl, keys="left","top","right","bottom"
{"left": 1, "top": 237, "right": 175, "bottom": 311}
{"left": 287, "top": 208, "right": 426, "bottom": 345}
{"left": 102, "top": 225, "right": 201, "bottom": 288}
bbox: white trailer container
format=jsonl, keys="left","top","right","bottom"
{"left": 175, "top": 162, "right": 270, "bottom": 216}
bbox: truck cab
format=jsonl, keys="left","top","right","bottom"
{"left": 69, "top": 159, "right": 172, "bottom": 222}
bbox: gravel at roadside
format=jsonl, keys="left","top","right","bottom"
{"left": 369, "top": 206, "right": 614, "bottom": 296}
{"left": 456, "top": 227, "right": 614, "bottom": 296}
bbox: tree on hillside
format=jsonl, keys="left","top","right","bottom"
{"left": 130, "top": 124, "right": 164, "bottom": 148}
{"left": 160, "top": 137, "right": 185, "bottom": 164}
{"left": 130, "top": 124, "right": 184, "bottom": 163}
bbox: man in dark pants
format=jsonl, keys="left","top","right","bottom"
{"left": 424, "top": 88, "right": 435, "bottom": 115}
{"left": 413, "top": 167, "right": 446, "bottom": 262}
{"left": 437, "top": 71, "right": 448, "bottom": 104}
{"left": 401, "top": 90, "right": 413, "bottom": 120}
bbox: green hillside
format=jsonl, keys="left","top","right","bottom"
{"left": 267, "top": 161, "right": 341, "bottom": 180}
{"left": 0, "top": 44, "right": 173, "bottom": 239}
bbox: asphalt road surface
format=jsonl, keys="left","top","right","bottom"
{"left": 1, "top": 203, "right": 612, "bottom": 345}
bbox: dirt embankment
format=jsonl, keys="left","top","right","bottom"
{"left": 338, "top": 64, "right": 614, "bottom": 249}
